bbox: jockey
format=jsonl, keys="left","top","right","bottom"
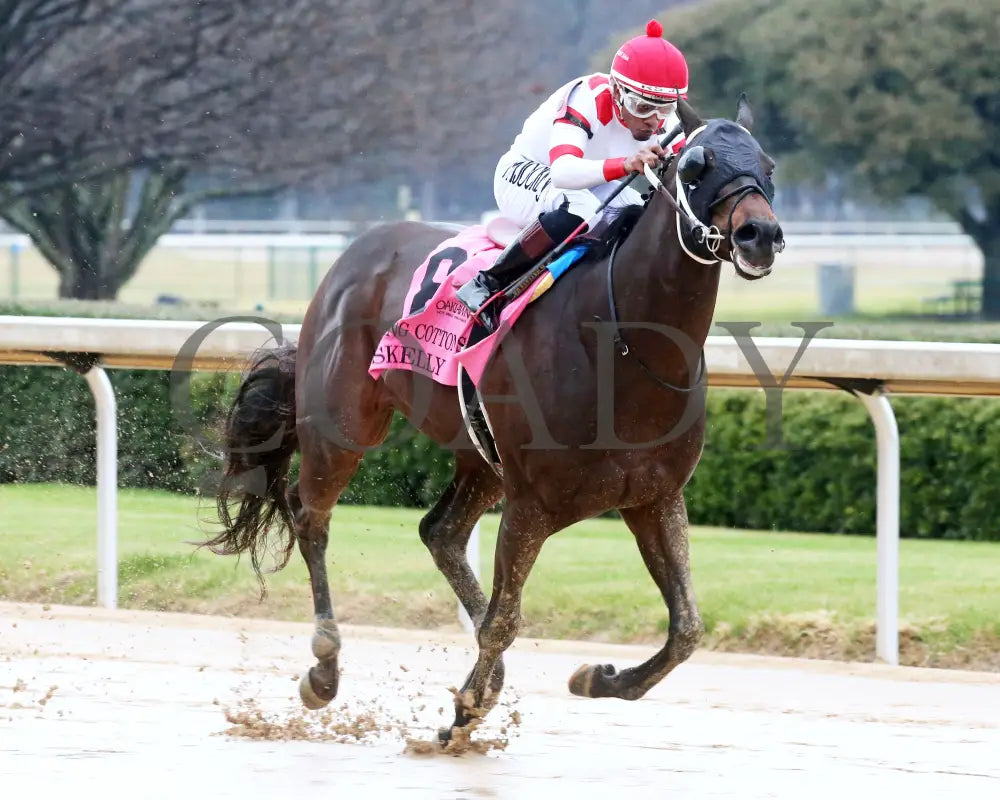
{"left": 456, "top": 19, "right": 690, "bottom": 328}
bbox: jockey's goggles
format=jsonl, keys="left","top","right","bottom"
{"left": 620, "top": 88, "right": 676, "bottom": 120}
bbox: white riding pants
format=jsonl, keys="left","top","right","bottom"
{"left": 493, "top": 150, "right": 644, "bottom": 228}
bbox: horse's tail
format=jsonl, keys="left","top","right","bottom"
{"left": 205, "top": 343, "right": 299, "bottom": 592}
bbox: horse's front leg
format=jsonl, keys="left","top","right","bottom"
{"left": 419, "top": 452, "right": 504, "bottom": 630}
{"left": 440, "top": 505, "right": 546, "bottom": 743}
{"left": 569, "top": 493, "right": 704, "bottom": 700}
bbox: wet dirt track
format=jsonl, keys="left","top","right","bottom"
{"left": 1, "top": 601, "right": 998, "bottom": 799}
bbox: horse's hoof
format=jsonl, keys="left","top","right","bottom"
{"left": 568, "top": 662, "right": 617, "bottom": 698}
{"left": 437, "top": 726, "right": 452, "bottom": 746}
{"left": 299, "top": 667, "right": 336, "bottom": 710}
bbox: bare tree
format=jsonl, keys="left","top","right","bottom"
{"left": 0, "top": 0, "right": 546, "bottom": 298}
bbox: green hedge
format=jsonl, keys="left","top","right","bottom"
{"left": 2, "top": 358, "right": 999, "bottom": 540}
{"left": 0, "top": 366, "right": 229, "bottom": 492}
{"left": 687, "top": 391, "right": 1000, "bottom": 540}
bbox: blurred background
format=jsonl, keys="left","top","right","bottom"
{"left": 0, "top": 0, "right": 994, "bottom": 320}
{"left": 2, "top": 1, "right": 999, "bottom": 667}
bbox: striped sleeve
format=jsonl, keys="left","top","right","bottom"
{"left": 547, "top": 108, "right": 628, "bottom": 189}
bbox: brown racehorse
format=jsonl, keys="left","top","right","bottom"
{"left": 207, "top": 96, "right": 783, "bottom": 741}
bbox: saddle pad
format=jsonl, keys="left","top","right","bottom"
{"left": 368, "top": 225, "right": 585, "bottom": 388}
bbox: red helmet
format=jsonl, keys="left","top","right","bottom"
{"left": 610, "top": 19, "right": 689, "bottom": 101}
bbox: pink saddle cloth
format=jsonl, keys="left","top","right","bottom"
{"left": 368, "top": 225, "right": 551, "bottom": 388}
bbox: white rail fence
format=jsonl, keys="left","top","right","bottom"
{"left": 4, "top": 316, "right": 1000, "bottom": 664}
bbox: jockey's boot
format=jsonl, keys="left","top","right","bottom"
{"left": 456, "top": 206, "right": 583, "bottom": 332}
{"left": 455, "top": 218, "right": 555, "bottom": 316}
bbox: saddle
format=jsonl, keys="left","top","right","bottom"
{"left": 368, "top": 220, "right": 591, "bottom": 476}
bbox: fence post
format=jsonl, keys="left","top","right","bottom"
{"left": 854, "top": 390, "right": 900, "bottom": 665}
{"left": 84, "top": 367, "right": 118, "bottom": 609}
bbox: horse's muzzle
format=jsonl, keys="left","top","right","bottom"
{"left": 732, "top": 218, "right": 783, "bottom": 278}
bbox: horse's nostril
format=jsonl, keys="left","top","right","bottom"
{"left": 734, "top": 224, "right": 758, "bottom": 246}
{"left": 774, "top": 224, "right": 785, "bottom": 250}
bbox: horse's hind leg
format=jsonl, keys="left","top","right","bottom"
{"left": 419, "top": 452, "right": 503, "bottom": 629}
{"left": 568, "top": 492, "right": 704, "bottom": 701}
{"left": 292, "top": 438, "right": 374, "bottom": 710}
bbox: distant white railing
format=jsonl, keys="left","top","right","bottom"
{"left": 166, "top": 218, "right": 970, "bottom": 237}
{"left": 0, "top": 218, "right": 976, "bottom": 249}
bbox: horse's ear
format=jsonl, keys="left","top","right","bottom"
{"left": 736, "top": 92, "right": 754, "bottom": 131}
{"left": 676, "top": 98, "right": 704, "bottom": 136}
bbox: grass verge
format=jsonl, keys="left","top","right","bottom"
{"left": 1, "top": 484, "right": 997, "bottom": 669}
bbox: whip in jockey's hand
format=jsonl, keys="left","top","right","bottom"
{"left": 456, "top": 19, "right": 691, "bottom": 331}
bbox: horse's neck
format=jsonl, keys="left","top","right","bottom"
{"left": 613, "top": 190, "right": 721, "bottom": 349}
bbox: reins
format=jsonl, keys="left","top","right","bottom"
{"left": 603, "top": 233, "right": 708, "bottom": 394}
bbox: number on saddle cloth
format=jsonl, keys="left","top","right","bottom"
{"left": 408, "top": 246, "right": 469, "bottom": 316}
